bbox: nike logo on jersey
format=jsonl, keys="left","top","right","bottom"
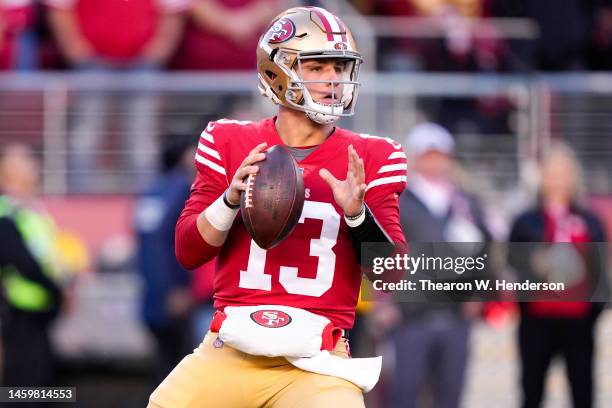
{"left": 206, "top": 123, "right": 216, "bottom": 132}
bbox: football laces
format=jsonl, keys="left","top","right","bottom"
{"left": 244, "top": 173, "right": 256, "bottom": 209}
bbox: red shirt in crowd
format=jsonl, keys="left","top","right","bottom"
{"left": 44, "top": 0, "right": 187, "bottom": 61}
{"left": 528, "top": 207, "right": 593, "bottom": 318}
{"left": 172, "top": 0, "right": 266, "bottom": 70}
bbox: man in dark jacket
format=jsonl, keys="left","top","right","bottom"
{"left": 388, "top": 122, "right": 492, "bottom": 408}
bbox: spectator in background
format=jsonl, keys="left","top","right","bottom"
{"left": 508, "top": 144, "right": 608, "bottom": 408}
{"left": 0, "top": 143, "right": 65, "bottom": 389}
{"left": 170, "top": 0, "right": 282, "bottom": 126}
{"left": 378, "top": 122, "right": 492, "bottom": 408}
{"left": 587, "top": 1, "right": 612, "bottom": 70}
{"left": 171, "top": 0, "right": 280, "bottom": 70}
{"left": 44, "top": 0, "right": 188, "bottom": 192}
{"left": 492, "top": 0, "right": 597, "bottom": 71}
{"left": 134, "top": 134, "right": 198, "bottom": 385}
{"left": 371, "top": 0, "right": 509, "bottom": 72}
{"left": 413, "top": 0, "right": 508, "bottom": 73}
{"left": 370, "top": 0, "right": 512, "bottom": 134}
{"left": 0, "top": 0, "right": 36, "bottom": 70}
{"left": 45, "top": 0, "right": 186, "bottom": 69}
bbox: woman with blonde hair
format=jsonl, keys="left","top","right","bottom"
{"left": 509, "top": 143, "right": 608, "bottom": 408}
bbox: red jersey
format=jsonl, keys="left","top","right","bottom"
{"left": 176, "top": 117, "right": 407, "bottom": 329}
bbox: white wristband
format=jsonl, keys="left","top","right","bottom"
{"left": 344, "top": 206, "right": 366, "bottom": 228}
{"left": 204, "top": 193, "right": 239, "bottom": 231}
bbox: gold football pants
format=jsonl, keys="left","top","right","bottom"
{"left": 148, "top": 331, "right": 365, "bottom": 408}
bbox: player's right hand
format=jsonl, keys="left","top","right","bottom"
{"left": 226, "top": 142, "right": 268, "bottom": 205}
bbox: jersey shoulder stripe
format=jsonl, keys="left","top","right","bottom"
{"left": 366, "top": 175, "right": 407, "bottom": 192}
{"left": 195, "top": 153, "right": 226, "bottom": 175}
{"left": 194, "top": 118, "right": 260, "bottom": 178}
{"left": 195, "top": 122, "right": 229, "bottom": 177}
{"left": 357, "top": 133, "right": 407, "bottom": 193}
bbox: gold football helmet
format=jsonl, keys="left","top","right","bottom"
{"left": 257, "top": 6, "right": 363, "bottom": 124}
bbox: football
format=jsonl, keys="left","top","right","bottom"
{"left": 240, "top": 145, "right": 305, "bottom": 249}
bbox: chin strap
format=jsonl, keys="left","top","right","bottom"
{"left": 305, "top": 110, "right": 339, "bottom": 125}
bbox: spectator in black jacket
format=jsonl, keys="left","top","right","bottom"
{"left": 509, "top": 143, "right": 609, "bottom": 408}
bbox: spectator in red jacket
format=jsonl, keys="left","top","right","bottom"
{"left": 45, "top": 0, "right": 187, "bottom": 69}
{"left": 44, "top": 0, "right": 189, "bottom": 192}
{"left": 172, "top": 0, "right": 280, "bottom": 70}
{"left": 0, "top": 0, "right": 35, "bottom": 70}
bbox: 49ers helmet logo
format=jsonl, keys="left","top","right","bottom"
{"left": 266, "top": 18, "right": 296, "bottom": 44}
{"left": 251, "top": 310, "right": 292, "bottom": 328}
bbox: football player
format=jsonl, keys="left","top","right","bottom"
{"left": 148, "top": 6, "right": 407, "bottom": 408}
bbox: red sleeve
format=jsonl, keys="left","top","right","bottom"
{"left": 368, "top": 191, "right": 405, "bottom": 244}
{"left": 362, "top": 136, "right": 408, "bottom": 244}
{"left": 175, "top": 122, "right": 230, "bottom": 270}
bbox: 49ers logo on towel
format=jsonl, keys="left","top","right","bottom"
{"left": 251, "top": 310, "right": 292, "bottom": 328}
{"left": 266, "top": 18, "right": 296, "bottom": 44}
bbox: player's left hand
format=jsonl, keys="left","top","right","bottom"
{"left": 319, "top": 145, "right": 366, "bottom": 217}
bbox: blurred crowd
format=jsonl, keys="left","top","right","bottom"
{"left": 0, "top": 0, "right": 279, "bottom": 72}
{"left": 360, "top": 125, "right": 609, "bottom": 408}
{"left": 0, "top": 1, "right": 611, "bottom": 407}
{"left": 1, "top": 0, "right": 612, "bottom": 73}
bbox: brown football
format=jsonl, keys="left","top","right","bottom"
{"left": 240, "top": 145, "right": 305, "bottom": 249}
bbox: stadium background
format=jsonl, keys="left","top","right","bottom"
{"left": 1, "top": 0, "right": 612, "bottom": 406}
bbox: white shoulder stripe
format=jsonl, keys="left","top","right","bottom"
{"left": 217, "top": 118, "right": 252, "bottom": 125}
{"left": 366, "top": 175, "right": 407, "bottom": 192}
{"left": 388, "top": 151, "right": 406, "bottom": 160}
{"left": 200, "top": 130, "right": 214, "bottom": 144}
{"left": 198, "top": 143, "right": 221, "bottom": 160}
{"left": 378, "top": 163, "right": 408, "bottom": 174}
{"left": 195, "top": 153, "right": 226, "bottom": 176}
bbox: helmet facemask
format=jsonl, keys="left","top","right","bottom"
{"left": 287, "top": 52, "right": 362, "bottom": 124}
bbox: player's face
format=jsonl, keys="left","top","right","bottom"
{"left": 298, "top": 59, "right": 347, "bottom": 105}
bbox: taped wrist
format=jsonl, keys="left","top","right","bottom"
{"left": 344, "top": 204, "right": 366, "bottom": 227}
{"left": 204, "top": 190, "right": 239, "bottom": 231}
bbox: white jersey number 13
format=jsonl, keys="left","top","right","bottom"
{"left": 239, "top": 200, "right": 340, "bottom": 297}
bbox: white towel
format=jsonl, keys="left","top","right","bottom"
{"left": 287, "top": 352, "right": 382, "bottom": 393}
{"left": 218, "top": 305, "right": 331, "bottom": 358}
